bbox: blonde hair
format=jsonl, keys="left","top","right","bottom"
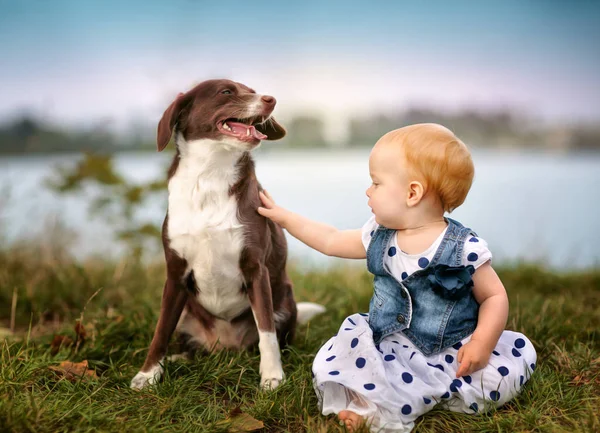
{"left": 379, "top": 123, "right": 474, "bottom": 212}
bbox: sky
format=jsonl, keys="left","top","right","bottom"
{"left": 1, "top": 0, "right": 599, "bottom": 140}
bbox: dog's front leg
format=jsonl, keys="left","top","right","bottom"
{"left": 248, "top": 265, "right": 284, "bottom": 390}
{"left": 131, "top": 276, "right": 188, "bottom": 389}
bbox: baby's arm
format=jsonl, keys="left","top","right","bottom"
{"left": 470, "top": 262, "right": 509, "bottom": 349}
{"left": 456, "top": 262, "right": 509, "bottom": 377}
{"left": 257, "top": 191, "right": 366, "bottom": 259}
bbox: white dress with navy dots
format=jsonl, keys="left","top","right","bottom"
{"left": 312, "top": 217, "right": 537, "bottom": 433}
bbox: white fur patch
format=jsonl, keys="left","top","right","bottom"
{"left": 296, "top": 302, "right": 326, "bottom": 324}
{"left": 246, "top": 95, "right": 266, "bottom": 119}
{"left": 130, "top": 362, "right": 164, "bottom": 389}
{"left": 257, "top": 330, "right": 284, "bottom": 390}
{"left": 168, "top": 137, "right": 249, "bottom": 321}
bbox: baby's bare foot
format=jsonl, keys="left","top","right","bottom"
{"left": 339, "top": 410, "right": 366, "bottom": 431}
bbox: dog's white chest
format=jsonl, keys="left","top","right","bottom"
{"left": 167, "top": 141, "right": 248, "bottom": 320}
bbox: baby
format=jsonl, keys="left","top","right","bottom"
{"left": 258, "top": 123, "right": 536, "bottom": 432}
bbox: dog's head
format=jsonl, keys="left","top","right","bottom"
{"left": 157, "top": 79, "right": 286, "bottom": 152}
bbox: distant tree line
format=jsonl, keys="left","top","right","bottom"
{"left": 1, "top": 109, "right": 598, "bottom": 154}
{"left": 0, "top": 116, "right": 123, "bottom": 154}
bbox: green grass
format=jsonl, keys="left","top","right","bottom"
{"left": 0, "top": 243, "right": 599, "bottom": 432}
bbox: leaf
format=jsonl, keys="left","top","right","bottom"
{"left": 74, "top": 320, "right": 87, "bottom": 344}
{"left": 216, "top": 409, "right": 264, "bottom": 432}
{"left": 49, "top": 320, "right": 88, "bottom": 355}
{"left": 50, "top": 335, "right": 74, "bottom": 355}
{"left": 48, "top": 360, "right": 98, "bottom": 382}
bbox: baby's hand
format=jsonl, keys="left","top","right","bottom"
{"left": 455, "top": 340, "right": 492, "bottom": 378}
{"left": 257, "top": 190, "right": 289, "bottom": 227}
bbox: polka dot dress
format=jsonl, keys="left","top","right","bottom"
{"left": 311, "top": 217, "right": 537, "bottom": 433}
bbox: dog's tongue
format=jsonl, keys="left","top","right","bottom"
{"left": 227, "top": 121, "right": 267, "bottom": 140}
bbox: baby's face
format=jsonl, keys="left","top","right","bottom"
{"left": 366, "top": 140, "right": 410, "bottom": 227}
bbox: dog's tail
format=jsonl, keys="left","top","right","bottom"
{"left": 296, "top": 302, "right": 326, "bottom": 325}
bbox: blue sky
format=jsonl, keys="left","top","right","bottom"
{"left": 1, "top": 0, "right": 599, "bottom": 138}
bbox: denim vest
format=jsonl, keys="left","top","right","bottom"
{"left": 366, "top": 218, "right": 479, "bottom": 356}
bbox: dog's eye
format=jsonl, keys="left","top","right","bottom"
{"left": 221, "top": 89, "right": 232, "bottom": 95}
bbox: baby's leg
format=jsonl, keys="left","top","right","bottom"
{"left": 312, "top": 313, "right": 428, "bottom": 432}
{"left": 444, "top": 331, "right": 537, "bottom": 414}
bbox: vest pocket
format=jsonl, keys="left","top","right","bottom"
{"left": 373, "top": 291, "right": 384, "bottom": 307}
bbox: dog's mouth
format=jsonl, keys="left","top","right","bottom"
{"left": 217, "top": 115, "right": 269, "bottom": 143}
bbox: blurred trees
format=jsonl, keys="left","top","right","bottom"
{"left": 0, "top": 115, "right": 131, "bottom": 154}
{"left": 283, "top": 115, "right": 327, "bottom": 148}
{"left": 347, "top": 108, "right": 600, "bottom": 150}
{"left": 1, "top": 110, "right": 599, "bottom": 154}
{"left": 46, "top": 153, "right": 166, "bottom": 257}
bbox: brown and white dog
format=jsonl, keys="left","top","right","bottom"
{"left": 130, "top": 79, "right": 324, "bottom": 390}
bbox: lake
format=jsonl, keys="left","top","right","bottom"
{"left": 1, "top": 148, "right": 599, "bottom": 269}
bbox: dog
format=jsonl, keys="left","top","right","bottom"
{"left": 130, "top": 79, "right": 324, "bottom": 390}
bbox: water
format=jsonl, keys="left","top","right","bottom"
{"left": 1, "top": 148, "right": 599, "bottom": 269}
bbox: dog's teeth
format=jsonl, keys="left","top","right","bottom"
{"left": 246, "top": 129, "right": 250, "bottom": 136}
{"left": 223, "top": 124, "right": 231, "bottom": 131}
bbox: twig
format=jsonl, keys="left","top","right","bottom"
{"left": 75, "top": 286, "right": 103, "bottom": 353}
{"left": 10, "top": 286, "right": 17, "bottom": 333}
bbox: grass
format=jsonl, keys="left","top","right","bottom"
{"left": 0, "top": 242, "right": 599, "bottom": 433}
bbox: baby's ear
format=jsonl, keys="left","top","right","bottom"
{"left": 406, "top": 181, "right": 425, "bottom": 207}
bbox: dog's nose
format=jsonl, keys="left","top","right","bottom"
{"left": 261, "top": 95, "right": 276, "bottom": 106}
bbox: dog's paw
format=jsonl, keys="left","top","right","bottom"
{"left": 257, "top": 330, "right": 285, "bottom": 390}
{"left": 260, "top": 373, "right": 285, "bottom": 391}
{"left": 130, "top": 364, "right": 163, "bottom": 390}
{"left": 259, "top": 361, "right": 285, "bottom": 390}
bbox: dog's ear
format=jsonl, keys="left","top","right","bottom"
{"left": 255, "top": 117, "right": 286, "bottom": 141}
{"left": 157, "top": 92, "right": 187, "bottom": 152}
